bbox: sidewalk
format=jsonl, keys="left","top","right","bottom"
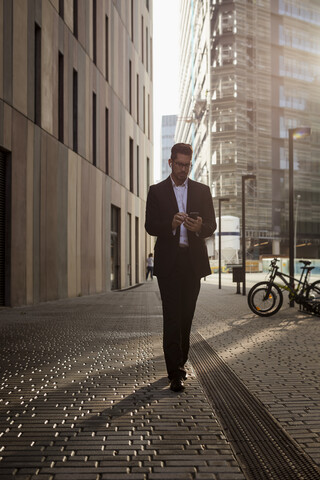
{"left": 0, "top": 279, "right": 319, "bottom": 479}
{"left": 195, "top": 278, "right": 320, "bottom": 472}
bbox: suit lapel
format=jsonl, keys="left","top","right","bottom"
{"left": 163, "top": 176, "right": 181, "bottom": 241}
{"left": 186, "top": 178, "right": 195, "bottom": 214}
{"left": 164, "top": 176, "right": 179, "bottom": 213}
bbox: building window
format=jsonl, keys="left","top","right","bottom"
{"left": 247, "top": 101, "right": 255, "bottom": 131}
{"left": 146, "top": 0, "right": 149, "bottom": 10}
{"left": 73, "top": 69, "right": 78, "bottom": 153}
{"left": 105, "top": 15, "right": 109, "bottom": 81}
{"left": 135, "top": 217, "right": 139, "bottom": 284}
{"left": 129, "top": 138, "right": 134, "bottom": 193}
{"left": 59, "top": 0, "right": 64, "bottom": 19}
{"left": 92, "top": 92, "right": 96, "bottom": 166}
{"left": 136, "top": 145, "right": 140, "bottom": 197}
{"left": 127, "top": 213, "right": 132, "bottom": 286}
{"left": 131, "top": 0, "right": 134, "bottom": 41}
{"left": 105, "top": 107, "right": 109, "bottom": 175}
{"left": 141, "top": 15, "right": 144, "bottom": 63}
{"left": 143, "top": 86, "right": 146, "bottom": 133}
{"left": 74, "top": 0, "right": 78, "bottom": 38}
{"left": 58, "top": 52, "right": 64, "bottom": 143}
{"left": 34, "top": 23, "right": 41, "bottom": 126}
{"left": 150, "top": 37, "right": 153, "bottom": 81}
{"left": 146, "top": 27, "right": 149, "bottom": 72}
{"left": 93, "top": 0, "right": 97, "bottom": 64}
{"left": 247, "top": 35, "right": 254, "bottom": 66}
{"left": 136, "top": 74, "right": 139, "bottom": 124}
{"left": 147, "top": 156, "right": 150, "bottom": 193}
{"left": 129, "top": 60, "right": 132, "bottom": 114}
{"left": 220, "top": 44, "right": 234, "bottom": 66}
{"left": 221, "top": 10, "right": 233, "bottom": 34}
{"left": 148, "top": 94, "right": 150, "bottom": 140}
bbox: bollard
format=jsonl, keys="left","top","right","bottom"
{"left": 231, "top": 265, "right": 245, "bottom": 295}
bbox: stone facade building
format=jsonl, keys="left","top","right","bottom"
{"left": 0, "top": 0, "right": 153, "bottom": 306}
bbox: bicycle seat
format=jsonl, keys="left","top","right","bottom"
{"left": 299, "top": 260, "right": 311, "bottom": 266}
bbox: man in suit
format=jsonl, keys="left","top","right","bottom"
{"left": 145, "top": 143, "right": 216, "bottom": 392}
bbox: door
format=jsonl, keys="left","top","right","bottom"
{"left": 135, "top": 216, "right": 139, "bottom": 284}
{"left": 111, "top": 205, "right": 120, "bottom": 290}
{"left": 0, "top": 149, "right": 10, "bottom": 305}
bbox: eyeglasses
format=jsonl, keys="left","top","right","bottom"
{"left": 173, "top": 161, "right": 192, "bottom": 170}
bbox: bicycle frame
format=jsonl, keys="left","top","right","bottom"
{"left": 266, "top": 261, "right": 313, "bottom": 301}
{"left": 248, "top": 258, "right": 320, "bottom": 317}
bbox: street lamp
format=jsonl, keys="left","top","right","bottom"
{"left": 218, "top": 197, "right": 230, "bottom": 289}
{"left": 288, "top": 127, "right": 311, "bottom": 307}
{"left": 294, "top": 194, "right": 301, "bottom": 261}
{"left": 242, "top": 174, "right": 256, "bottom": 296}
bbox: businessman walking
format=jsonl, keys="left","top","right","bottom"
{"left": 145, "top": 143, "right": 216, "bottom": 392}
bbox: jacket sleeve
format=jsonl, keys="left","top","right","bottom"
{"left": 198, "top": 185, "right": 217, "bottom": 239}
{"left": 145, "top": 185, "right": 174, "bottom": 238}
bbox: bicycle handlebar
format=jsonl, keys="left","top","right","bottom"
{"left": 270, "top": 258, "right": 280, "bottom": 266}
{"left": 270, "top": 259, "right": 311, "bottom": 266}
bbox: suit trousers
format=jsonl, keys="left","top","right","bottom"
{"left": 157, "top": 247, "right": 201, "bottom": 380}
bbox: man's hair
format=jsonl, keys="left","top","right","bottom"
{"left": 170, "top": 143, "right": 193, "bottom": 161}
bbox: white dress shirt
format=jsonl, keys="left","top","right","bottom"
{"left": 171, "top": 176, "right": 189, "bottom": 247}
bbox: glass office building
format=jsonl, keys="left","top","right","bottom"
{"left": 161, "top": 114, "right": 177, "bottom": 180}
{"left": 177, "top": 0, "right": 320, "bottom": 259}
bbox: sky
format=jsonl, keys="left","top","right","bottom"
{"left": 152, "top": 0, "right": 180, "bottom": 182}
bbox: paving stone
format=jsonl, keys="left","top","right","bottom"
{"left": 1, "top": 280, "right": 319, "bottom": 479}
{"left": 194, "top": 475, "right": 217, "bottom": 480}
{"left": 101, "top": 475, "right": 146, "bottom": 480}
{"left": 53, "top": 476, "right": 100, "bottom": 480}
{"left": 148, "top": 475, "right": 193, "bottom": 480}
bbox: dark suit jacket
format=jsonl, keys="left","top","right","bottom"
{"left": 145, "top": 176, "right": 216, "bottom": 278}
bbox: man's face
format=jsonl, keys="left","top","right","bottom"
{"left": 169, "top": 153, "right": 192, "bottom": 185}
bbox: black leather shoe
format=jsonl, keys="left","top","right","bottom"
{"left": 170, "top": 378, "right": 185, "bottom": 392}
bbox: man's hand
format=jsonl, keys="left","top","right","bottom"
{"left": 184, "top": 215, "right": 202, "bottom": 233}
{"left": 172, "top": 212, "right": 188, "bottom": 230}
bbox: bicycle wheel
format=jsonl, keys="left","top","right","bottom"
{"left": 306, "top": 280, "right": 320, "bottom": 302}
{"left": 248, "top": 282, "right": 283, "bottom": 317}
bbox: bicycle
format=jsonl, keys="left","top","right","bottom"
{"left": 247, "top": 258, "right": 320, "bottom": 317}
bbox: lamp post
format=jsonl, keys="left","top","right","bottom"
{"left": 242, "top": 174, "right": 256, "bottom": 296}
{"left": 288, "top": 127, "right": 311, "bottom": 307}
{"left": 294, "top": 194, "right": 301, "bottom": 261}
{"left": 218, "top": 197, "right": 230, "bottom": 289}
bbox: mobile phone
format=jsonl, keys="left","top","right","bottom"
{"left": 188, "top": 212, "right": 199, "bottom": 220}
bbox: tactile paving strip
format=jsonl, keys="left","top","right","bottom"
{"left": 190, "top": 331, "right": 320, "bottom": 480}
